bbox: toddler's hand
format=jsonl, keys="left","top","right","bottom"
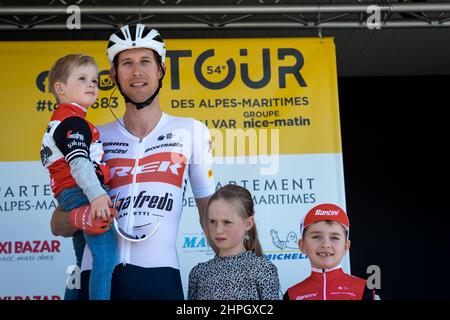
{"left": 90, "top": 194, "right": 113, "bottom": 221}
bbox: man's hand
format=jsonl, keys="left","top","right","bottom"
{"left": 69, "top": 204, "right": 116, "bottom": 236}
{"left": 51, "top": 206, "right": 77, "bottom": 237}
{"left": 90, "top": 194, "right": 113, "bottom": 221}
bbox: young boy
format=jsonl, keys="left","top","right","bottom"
{"left": 40, "top": 54, "right": 116, "bottom": 300}
{"left": 284, "top": 203, "right": 377, "bottom": 300}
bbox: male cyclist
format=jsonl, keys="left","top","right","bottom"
{"left": 51, "top": 24, "right": 215, "bottom": 300}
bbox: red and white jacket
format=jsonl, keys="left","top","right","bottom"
{"left": 40, "top": 103, "right": 110, "bottom": 197}
{"left": 284, "top": 265, "right": 377, "bottom": 300}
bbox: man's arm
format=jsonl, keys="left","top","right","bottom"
{"left": 195, "top": 196, "right": 219, "bottom": 254}
{"left": 51, "top": 205, "right": 113, "bottom": 237}
{"left": 50, "top": 206, "right": 77, "bottom": 237}
{"left": 195, "top": 196, "right": 210, "bottom": 231}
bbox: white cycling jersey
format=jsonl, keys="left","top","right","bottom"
{"left": 81, "top": 112, "right": 215, "bottom": 271}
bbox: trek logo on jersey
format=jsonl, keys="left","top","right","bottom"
{"left": 107, "top": 152, "right": 187, "bottom": 189}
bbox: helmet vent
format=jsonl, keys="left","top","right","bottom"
{"left": 141, "top": 27, "right": 151, "bottom": 39}
{"left": 128, "top": 25, "right": 137, "bottom": 41}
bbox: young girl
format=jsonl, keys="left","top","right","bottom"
{"left": 188, "top": 184, "right": 280, "bottom": 300}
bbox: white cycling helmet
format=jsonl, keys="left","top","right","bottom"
{"left": 107, "top": 23, "right": 166, "bottom": 66}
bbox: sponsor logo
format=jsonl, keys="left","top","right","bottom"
{"left": 66, "top": 130, "right": 84, "bottom": 140}
{"left": 104, "top": 148, "right": 127, "bottom": 155}
{"left": 107, "top": 152, "right": 187, "bottom": 189}
{"left": 144, "top": 142, "right": 183, "bottom": 153}
{"left": 0, "top": 239, "right": 60, "bottom": 263}
{"left": 181, "top": 234, "right": 214, "bottom": 255}
{"left": 315, "top": 209, "right": 339, "bottom": 216}
{"left": 295, "top": 293, "right": 318, "bottom": 300}
{"left": 265, "top": 229, "right": 307, "bottom": 261}
{"left": 111, "top": 191, "right": 174, "bottom": 240}
{"left": 157, "top": 132, "right": 175, "bottom": 141}
{"left": 330, "top": 291, "right": 356, "bottom": 297}
{"left": 67, "top": 140, "right": 87, "bottom": 149}
{"left": 0, "top": 240, "right": 60, "bottom": 254}
{"left": 183, "top": 235, "right": 208, "bottom": 249}
{"left": 103, "top": 141, "right": 129, "bottom": 155}
{"left": 40, "top": 146, "right": 53, "bottom": 165}
{"left": 264, "top": 252, "right": 307, "bottom": 261}
{"left": 98, "top": 70, "right": 115, "bottom": 90}
{"left": 36, "top": 71, "right": 49, "bottom": 93}
{"left": 115, "top": 191, "right": 174, "bottom": 214}
{"left": 270, "top": 229, "right": 298, "bottom": 250}
{"left": 103, "top": 142, "right": 129, "bottom": 147}
{"left": 0, "top": 295, "right": 61, "bottom": 300}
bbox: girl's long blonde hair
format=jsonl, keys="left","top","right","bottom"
{"left": 204, "top": 184, "right": 263, "bottom": 256}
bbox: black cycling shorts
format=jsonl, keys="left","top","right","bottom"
{"left": 80, "top": 264, "right": 184, "bottom": 300}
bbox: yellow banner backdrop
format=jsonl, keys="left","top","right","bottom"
{"left": 0, "top": 38, "right": 340, "bottom": 161}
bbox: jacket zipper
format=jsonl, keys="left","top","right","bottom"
{"left": 123, "top": 137, "right": 143, "bottom": 266}
{"left": 323, "top": 270, "right": 327, "bottom": 300}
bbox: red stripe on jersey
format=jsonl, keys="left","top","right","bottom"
{"left": 107, "top": 152, "right": 187, "bottom": 189}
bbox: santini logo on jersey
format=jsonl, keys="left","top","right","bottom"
{"left": 107, "top": 152, "right": 187, "bottom": 189}
{"left": 295, "top": 293, "right": 318, "bottom": 300}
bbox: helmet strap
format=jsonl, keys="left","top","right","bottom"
{"left": 114, "top": 63, "right": 165, "bottom": 110}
